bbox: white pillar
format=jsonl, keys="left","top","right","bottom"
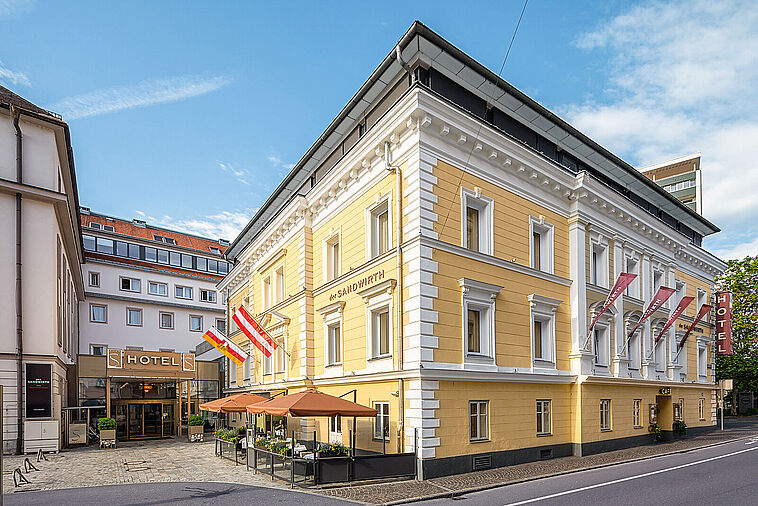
{"left": 611, "top": 235, "right": 627, "bottom": 377}
{"left": 569, "top": 216, "right": 593, "bottom": 375}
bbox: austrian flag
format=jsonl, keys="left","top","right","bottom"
{"left": 202, "top": 326, "right": 246, "bottom": 366}
{"left": 232, "top": 306, "right": 278, "bottom": 358}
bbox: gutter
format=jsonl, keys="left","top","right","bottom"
{"left": 12, "top": 106, "right": 23, "bottom": 454}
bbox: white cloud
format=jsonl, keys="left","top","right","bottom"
{"left": 268, "top": 153, "right": 294, "bottom": 171}
{"left": 0, "top": 0, "right": 34, "bottom": 17}
{"left": 217, "top": 161, "right": 251, "bottom": 186}
{"left": 50, "top": 74, "right": 232, "bottom": 120}
{"left": 565, "top": 0, "right": 758, "bottom": 259}
{"left": 150, "top": 209, "right": 256, "bottom": 241}
{"left": 267, "top": 155, "right": 281, "bottom": 165}
{"left": 713, "top": 236, "right": 758, "bottom": 261}
{"left": 0, "top": 60, "right": 30, "bottom": 86}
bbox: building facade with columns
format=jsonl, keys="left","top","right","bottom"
{"left": 218, "top": 23, "right": 725, "bottom": 478}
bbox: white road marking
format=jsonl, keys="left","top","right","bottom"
{"left": 502, "top": 444, "right": 758, "bottom": 505}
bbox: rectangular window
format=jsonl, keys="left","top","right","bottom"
{"left": 126, "top": 308, "right": 142, "bottom": 327}
{"left": 149, "top": 281, "right": 168, "bottom": 296}
{"left": 530, "top": 219, "right": 553, "bottom": 273}
{"left": 169, "top": 251, "right": 181, "bottom": 266}
{"left": 196, "top": 257, "right": 207, "bottom": 271}
{"left": 536, "top": 400, "right": 551, "bottom": 435}
{"left": 208, "top": 259, "right": 218, "bottom": 273}
{"left": 175, "top": 286, "right": 193, "bottom": 299}
{"left": 469, "top": 401, "right": 489, "bottom": 441}
{"left": 216, "top": 318, "right": 226, "bottom": 334}
{"left": 263, "top": 350, "right": 272, "bottom": 375}
{"left": 373, "top": 402, "right": 390, "bottom": 440}
{"left": 594, "top": 327, "right": 608, "bottom": 367}
{"left": 633, "top": 399, "right": 642, "bottom": 427}
{"left": 276, "top": 338, "right": 285, "bottom": 373}
{"left": 89, "top": 221, "right": 102, "bottom": 230}
{"left": 89, "top": 272, "right": 100, "bottom": 287}
{"left": 157, "top": 249, "right": 169, "bottom": 264}
{"left": 263, "top": 277, "right": 271, "bottom": 310}
{"left": 327, "top": 323, "right": 341, "bottom": 366}
{"left": 200, "top": 289, "right": 216, "bottom": 303}
{"left": 115, "top": 241, "right": 128, "bottom": 257}
{"left": 96, "top": 237, "right": 114, "bottom": 254}
{"left": 153, "top": 234, "right": 176, "bottom": 245}
{"left": 370, "top": 201, "right": 389, "bottom": 259}
{"left": 600, "top": 399, "right": 612, "bottom": 431}
{"left": 83, "top": 234, "right": 96, "bottom": 251}
{"left": 326, "top": 235, "right": 340, "bottom": 282}
{"left": 330, "top": 415, "right": 342, "bottom": 434}
{"left": 467, "top": 309, "right": 481, "bottom": 354}
{"left": 189, "top": 315, "right": 203, "bottom": 332}
{"left": 697, "top": 289, "right": 708, "bottom": 321}
{"left": 229, "top": 358, "right": 237, "bottom": 385}
{"left": 128, "top": 243, "right": 141, "bottom": 260}
{"left": 532, "top": 231, "right": 541, "bottom": 269}
{"left": 276, "top": 266, "right": 285, "bottom": 303}
{"left": 371, "top": 307, "right": 390, "bottom": 358}
{"left": 243, "top": 346, "right": 251, "bottom": 380}
{"left": 653, "top": 270, "right": 664, "bottom": 294}
{"left": 90, "top": 345, "right": 106, "bottom": 356}
{"left": 625, "top": 257, "right": 639, "bottom": 297}
{"left": 159, "top": 312, "right": 174, "bottom": 329}
{"left": 181, "top": 254, "right": 193, "bottom": 269}
{"left": 103, "top": 224, "right": 115, "bottom": 232}
{"left": 590, "top": 243, "right": 607, "bottom": 287}
{"left": 145, "top": 247, "right": 157, "bottom": 262}
{"left": 699, "top": 398, "right": 705, "bottom": 420}
{"left": 698, "top": 346, "right": 707, "bottom": 378}
{"left": 466, "top": 206, "right": 479, "bottom": 251}
{"left": 120, "top": 277, "right": 140, "bottom": 292}
{"left": 90, "top": 304, "right": 107, "bottom": 323}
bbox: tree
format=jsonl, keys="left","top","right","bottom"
{"left": 715, "top": 256, "right": 758, "bottom": 413}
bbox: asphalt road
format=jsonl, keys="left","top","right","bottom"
{"left": 3, "top": 481, "right": 351, "bottom": 505}
{"left": 419, "top": 436, "right": 758, "bottom": 506}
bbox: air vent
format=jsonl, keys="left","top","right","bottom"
{"left": 540, "top": 449, "right": 553, "bottom": 460}
{"left": 472, "top": 454, "right": 492, "bottom": 471}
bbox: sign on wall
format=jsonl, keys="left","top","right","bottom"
{"left": 715, "top": 291, "right": 733, "bottom": 355}
{"left": 26, "top": 363, "right": 52, "bottom": 418}
{"left": 106, "top": 348, "right": 196, "bottom": 373}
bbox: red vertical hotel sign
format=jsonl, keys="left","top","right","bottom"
{"left": 715, "top": 291, "right": 733, "bottom": 355}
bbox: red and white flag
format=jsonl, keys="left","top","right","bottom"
{"left": 654, "top": 296, "right": 694, "bottom": 343}
{"left": 232, "top": 305, "right": 278, "bottom": 358}
{"left": 222, "top": 337, "right": 247, "bottom": 366}
{"left": 627, "top": 286, "right": 677, "bottom": 339}
{"left": 588, "top": 272, "right": 638, "bottom": 335}
{"left": 202, "top": 326, "right": 246, "bottom": 366}
{"left": 679, "top": 304, "right": 713, "bottom": 349}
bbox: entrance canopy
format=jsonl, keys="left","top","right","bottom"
{"left": 246, "top": 389, "right": 377, "bottom": 417}
{"left": 199, "top": 392, "right": 268, "bottom": 413}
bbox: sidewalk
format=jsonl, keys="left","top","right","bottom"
{"left": 314, "top": 418, "right": 758, "bottom": 504}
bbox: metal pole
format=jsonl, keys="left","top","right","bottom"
{"left": 1, "top": 384, "right": 4, "bottom": 506}
{"left": 721, "top": 381, "right": 725, "bottom": 431}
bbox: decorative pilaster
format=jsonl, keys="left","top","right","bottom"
{"left": 569, "top": 216, "right": 593, "bottom": 375}
{"left": 611, "top": 235, "right": 628, "bottom": 377}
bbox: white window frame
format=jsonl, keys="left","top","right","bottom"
{"left": 90, "top": 344, "right": 106, "bottom": 356}
{"left": 469, "top": 400, "right": 489, "bottom": 441}
{"left": 373, "top": 402, "right": 390, "bottom": 440}
{"left": 323, "top": 229, "right": 341, "bottom": 283}
{"left": 148, "top": 281, "right": 168, "bottom": 296}
{"left": 633, "top": 399, "right": 642, "bottom": 427}
{"left": 88, "top": 271, "right": 100, "bottom": 288}
{"left": 216, "top": 318, "right": 226, "bottom": 334}
{"left": 229, "top": 358, "right": 237, "bottom": 386}
{"left": 653, "top": 268, "right": 664, "bottom": 295}
{"left": 275, "top": 266, "right": 285, "bottom": 304}
{"left": 628, "top": 326, "right": 641, "bottom": 371}
{"left": 200, "top": 289, "right": 217, "bottom": 303}
{"left": 275, "top": 336, "right": 286, "bottom": 374}
{"left": 126, "top": 307, "right": 142, "bottom": 327}
{"left": 600, "top": 399, "right": 612, "bottom": 431}
{"left": 358, "top": 279, "right": 396, "bottom": 371}
{"left": 262, "top": 276, "right": 271, "bottom": 310}
{"left": 459, "top": 278, "right": 502, "bottom": 365}
{"left": 175, "top": 285, "right": 193, "bottom": 299}
{"left": 243, "top": 344, "right": 252, "bottom": 382}
{"left": 590, "top": 241, "right": 608, "bottom": 288}
{"left": 528, "top": 294, "right": 561, "bottom": 368}
{"left": 365, "top": 195, "right": 392, "bottom": 261}
{"left": 625, "top": 254, "right": 640, "bottom": 299}
{"left": 159, "top": 311, "right": 174, "bottom": 329}
{"left": 593, "top": 324, "right": 610, "bottom": 368}
{"left": 529, "top": 216, "right": 554, "bottom": 274}
{"left": 697, "top": 289, "right": 708, "bottom": 322}
{"left": 263, "top": 348, "right": 273, "bottom": 376}
{"left": 536, "top": 399, "right": 551, "bottom": 436}
{"left": 89, "top": 303, "right": 107, "bottom": 323}
{"left": 189, "top": 315, "right": 203, "bottom": 332}
{"left": 120, "top": 276, "right": 141, "bottom": 293}
{"left": 461, "top": 187, "right": 494, "bottom": 255}
{"left": 698, "top": 340, "right": 708, "bottom": 381}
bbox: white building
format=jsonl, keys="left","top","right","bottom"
{"left": 0, "top": 86, "right": 83, "bottom": 454}
{"left": 78, "top": 210, "right": 230, "bottom": 358}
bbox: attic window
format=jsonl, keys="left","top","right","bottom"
{"left": 218, "top": 239, "right": 230, "bottom": 246}
{"left": 133, "top": 219, "right": 146, "bottom": 227}
{"left": 209, "top": 247, "right": 221, "bottom": 254}
{"left": 153, "top": 234, "right": 176, "bottom": 245}
{"left": 89, "top": 222, "right": 102, "bottom": 230}
{"left": 103, "top": 225, "right": 115, "bottom": 232}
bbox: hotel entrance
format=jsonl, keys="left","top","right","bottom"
{"left": 113, "top": 400, "right": 176, "bottom": 439}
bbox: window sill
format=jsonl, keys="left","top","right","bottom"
{"left": 368, "top": 355, "right": 392, "bottom": 362}
{"left": 469, "top": 438, "right": 490, "bottom": 443}
{"left": 372, "top": 437, "right": 390, "bottom": 442}
{"left": 533, "top": 360, "right": 556, "bottom": 368}
{"left": 536, "top": 432, "right": 552, "bottom": 437}
{"left": 325, "top": 363, "right": 343, "bottom": 368}
{"left": 600, "top": 429, "right": 613, "bottom": 433}
{"left": 633, "top": 425, "right": 643, "bottom": 429}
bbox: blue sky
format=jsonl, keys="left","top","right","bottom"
{"left": 1, "top": 0, "right": 756, "bottom": 259}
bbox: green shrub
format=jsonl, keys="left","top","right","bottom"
{"left": 188, "top": 415, "right": 205, "bottom": 426}
{"left": 316, "top": 442, "right": 350, "bottom": 457}
{"left": 213, "top": 427, "right": 244, "bottom": 443}
{"left": 97, "top": 417, "right": 116, "bottom": 430}
{"left": 673, "top": 420, "right": 687, "bottom": 436}
{"left": 649, "top": 422, "right": 663, "bottom": 442}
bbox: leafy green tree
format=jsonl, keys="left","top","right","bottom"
{"left": 715, "top": 256, "right": 758, "bottom": 410}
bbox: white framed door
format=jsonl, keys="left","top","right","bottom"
{"left": 329, "top": 415, "right": 342, "bottom": 444}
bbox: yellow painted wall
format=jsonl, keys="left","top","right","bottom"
{"left": 434, "top": 381, "right": 572, "bottom": 458}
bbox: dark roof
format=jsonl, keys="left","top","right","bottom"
{"left": 0, "top": 84, "right": 61, "bottom": 119}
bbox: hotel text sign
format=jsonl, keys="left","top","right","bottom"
{"left": 108, "top": 349, "right": 196, "bottom": 372}
{"left": 715, "top": 291, "right": 733, "bottom": 355}
{"left": 329, "top": 269, "right": 385, "bottom": 301}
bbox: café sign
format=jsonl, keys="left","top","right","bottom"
{"left": 108, "top": 348, "right": 196, "bottom": 372}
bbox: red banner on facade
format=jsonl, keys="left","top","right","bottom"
{"left": 715, "top": 291, "right": 733, "bottom": 355}
{"left": 654, "top": 296, "right": 694, "bottom": 343}
{"left": 678, "top": 304, "right": 712, "bottom": 349}
{"left": 627, "top": 286, "right": 677, "bottom": 339}
{"left": 588, "top": 272, "right": 638, "bottom": 335}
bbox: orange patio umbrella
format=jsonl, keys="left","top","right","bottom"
{"left": 199, "top": 392, "right": 269, "bottom": 413}
{"left": 246, "top": 389, "right": 377, "bottom": 417}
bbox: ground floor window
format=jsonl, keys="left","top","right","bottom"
{"left": 469, "top": 401, "right": 489, "bottom": 441}
{"left": 374, "top": 402, "right": 390, "bottom": 440}
{"left": 633, "top": 399, "right": 642, "bottom": 427}
{"left": 600, "top": 399, "right": 612, "bottom": 431}
{"left": 536, "top": 400, "right": 551, "bottom": 435}
{"left": 699, "top": 398, "right": 705, "bottom": 420}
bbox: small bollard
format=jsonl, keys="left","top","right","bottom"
{"left": 23, "top": 458, "right": 38, "bottom": 473}
{"left": 13, "top": 468, "right": 29, "bottom": 487}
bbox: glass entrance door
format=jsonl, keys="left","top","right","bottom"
{"left": 128, "top": 404, "right": 142, "bottom": 437}
{"left": 162, "top": 404, "right": 174, "bottom": 437}
{"left": 144, "top": 404, "right": 161, "bottom": 437}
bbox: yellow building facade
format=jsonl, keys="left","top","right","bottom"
{"left": 218, "top": 23, "right": 725, "bottom": 478}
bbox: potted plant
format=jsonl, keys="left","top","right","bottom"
{"left": 188, "top": 415, "right": 205, "bottom": 442}
{"left": 649, "top": 422, "right": 663, "bottom": 443}
{"left": 98, "top": 417, "right": 117, "bottom": 448}
{"left": 316, "top": 442, "right": 350, "bottom": 457}
{"left": 673, "top": 420, "right": 687, "bottom": 436}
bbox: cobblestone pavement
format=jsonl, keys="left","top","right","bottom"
{"left": 315, "top": 418, "right": 758, "bottom": 504}
{"left": 2, "top": 438, "right": 287, "bottom": 494}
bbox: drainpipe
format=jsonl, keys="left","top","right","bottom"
{"left": 385, "top": 141, "right": 404, "bottom": 452}
{"left": 12, "top": 106, "right": 24, "bottom": 454}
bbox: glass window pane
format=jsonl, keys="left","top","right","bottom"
{"left": 170, "top": 252, "right": 181, "bottom": 266}
{"left": 128, "top": 243, "right": 141, "bottom": 259}
{"left": 466, "top": 207, "right": 479, "bottom": 250}
{"left": 181, "top": 254, "right": 193, "bottom": 269}
{"left": 115, "top": 241, "right": 127, "bottom": 257}
{"left": 145, "top": 247, "right": 157, "bottom": 262}
{"left": 157, "top": 249, "right": 169, "bottom": 264}
{"left": 83, "top": 235, "right": 96, "bottom": 251}
{"left": 96, "top": 237, "right": 114, "bottom": 254}
{"left": 534, "top": 321, "right": 542, "bottom": 359}
{"left": 196, "top": 257, "right": 207, "bottom": 271}
{"left": 208, "top": 259, "right": 218, "bottom": 273}
{"left": 467, "top": 310, "right": 480, "bottom": 353}
{"left": 218, "top": 262, "right": 229, "bottom": 274}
